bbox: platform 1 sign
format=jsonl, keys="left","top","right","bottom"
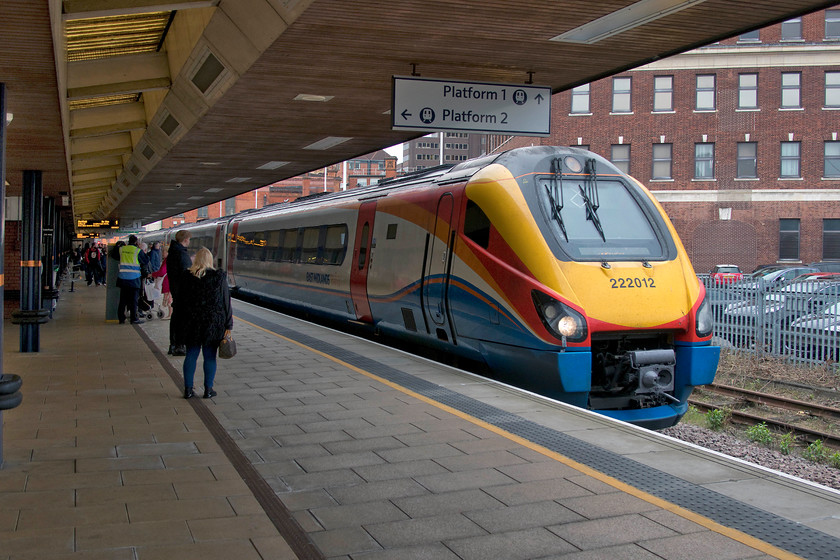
{"left": 392, "top": 76, "right": 551, "bottom": 136}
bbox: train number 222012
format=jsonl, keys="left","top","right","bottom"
{"left": 609, "top": 277, "right": 656, "bottom": 289}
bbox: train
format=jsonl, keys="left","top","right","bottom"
{"left": 140, "top": 145, "right": 720, "bottom": 429}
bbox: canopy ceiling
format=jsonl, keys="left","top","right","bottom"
{"left": 1, "top": 0, "right": 837, "bottom": 230}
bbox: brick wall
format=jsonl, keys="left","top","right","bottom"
{"left": 539, "top": 9, "right": 840, "bottom": 273}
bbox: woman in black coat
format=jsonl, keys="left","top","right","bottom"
{"left": 174, "top": 247, "right": 233, "bottom": 399}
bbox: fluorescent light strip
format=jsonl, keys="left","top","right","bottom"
{"left": 226, "top": 177, "right": 251, "bottom": 183}
{"left": 551, "top": 0, "right": 709, "bottom": 44}
{"left": 303, "top": 136, "right": 352, "bottom": 150}
{"left": 257, "top": 161, "right": 290, "bottom": 170}
{"left": 294, "top": 94, "right": 334, "bottom": 102}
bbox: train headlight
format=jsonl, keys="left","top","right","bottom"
{"left": 695, "top": 296, "right": 713, "bottom": 338}
{"left": 532, "top": 291, "right": 587, "bottom": 343}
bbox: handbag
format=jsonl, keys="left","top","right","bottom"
{"left": 219, "top": 332, "right": 237, "bottom": 359}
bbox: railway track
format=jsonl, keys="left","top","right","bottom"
{"left": 688, "top": 383, "right": 840, "bottom": 449}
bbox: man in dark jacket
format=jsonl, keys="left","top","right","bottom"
{"left": 166, "top": 230, "right": 192, "bottom": 355}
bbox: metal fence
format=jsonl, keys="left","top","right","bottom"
{"left": 700, "top": 275, "right": 840, "bottom": 366}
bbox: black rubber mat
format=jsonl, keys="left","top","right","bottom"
{"left": 237, "top": 308, "right": 840, "bottom": 560}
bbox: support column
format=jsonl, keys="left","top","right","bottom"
{"left": 42, "top": 197, "right": 58, "bottom": 316}
{"left": 0, "top": 83, "right": 24, "bottom": 467}
{"left": 15, "top": 170, "right": 48, "bottom": 352}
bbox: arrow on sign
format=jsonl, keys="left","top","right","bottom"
{"left": 401, "top": 109, "right": 412, "bottom": 120}
{"left": 535, "top": 94, "right": 544, "bottom": 104}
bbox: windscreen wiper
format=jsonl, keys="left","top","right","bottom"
{"left": 546, "top": 157, "right": 568, "bottom": 241}
{"left": 579, "top": 158, "right": 605, "bottom": 242}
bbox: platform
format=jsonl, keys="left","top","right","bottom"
{"left": 2, "top": 280, "right": 840, "bottom": 560}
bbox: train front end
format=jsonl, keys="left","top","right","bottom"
{"left": 461, "top": 147, "right": 719, "bottom": 429}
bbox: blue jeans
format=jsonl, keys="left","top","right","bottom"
{"left": 183, "top": 343, "right": 218, "bottom": 389}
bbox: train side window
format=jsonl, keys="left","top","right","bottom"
{"left": 232, "top": 233, "right": 261, "bottom": 261}
{"left": 464, "top": 200, "right": 491, "bottom": 249}
{"left": 386, "top": 224, "right": 398, "bottom": 239}
{"left": 265, "top": 230, "right": 282, "bottom": 261}
{"left": 358, "top": 223, "right": 370, "bottom": 270}
{"left": 301, "top": 227, "right": 320, "bottom": 264}
{"left": 323, "top": 224, "right": 348, "bottom": 265}
{"left": 280, "top": 229, "right": 298, "bottom": 262}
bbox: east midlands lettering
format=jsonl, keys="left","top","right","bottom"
{"left": 306, "top": 272, "right": 331, "bottom": 285}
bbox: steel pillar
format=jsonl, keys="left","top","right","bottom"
{"left": 0, "top": 83, "right": 23, "bottom": 468}
{"left": 17, "top": 170, "right": 46, "bottom": 352}
{"left": 42, "top": 197, "right": 58, "bottom": 317}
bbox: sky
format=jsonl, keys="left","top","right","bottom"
{"left": 385, "top": 143, "right": 403, "bottom": 162}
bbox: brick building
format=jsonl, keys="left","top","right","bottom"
{"left": 499, "top": 8, "right": 840, "bottom": 274}
{"left": 156, "top": 150, "right": 397, "bottom": 228}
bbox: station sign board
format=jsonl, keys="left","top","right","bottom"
{"left": 392, "top": 76, "right": 551, "bottom": 136}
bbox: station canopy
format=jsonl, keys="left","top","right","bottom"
{"left": 1, "top": 0, "right": 837, "bottom": 229}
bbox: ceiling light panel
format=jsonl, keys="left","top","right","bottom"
{"left": 256, "top": 161, "right": 290, "bottom": 170}
{"left": 303, "top": 136, "right": 352, "bottom": 150}
{"left": 551, "top": 0, "right": 709, "bottom": 44}
{"left": 294, "top": 94, "right": 334, "bottom": 102}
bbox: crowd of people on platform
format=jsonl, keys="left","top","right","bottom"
{"left": 73, "top": 231, "right": 232, "bottom": 401}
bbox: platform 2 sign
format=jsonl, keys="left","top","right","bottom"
{"left": 392, "top": 76, "right": 551, "bottom": 136}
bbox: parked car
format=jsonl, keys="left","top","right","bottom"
{"left": 810, "top": 262, "right": 840, "bottom": 273}
{"left": 717, "top": 276, "right": 840, "bottom": 351}
{"left": 735, "top": 266, "right": 819, "bottom": 291}
{"left": 786, "top": 300, "right": 840, "bottom": 361}
{"left": 709, "top": 264, "right": 743, "bottom": 285}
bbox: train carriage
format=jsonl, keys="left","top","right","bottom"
{"left": 153, "top": 146, "right": 719, "bottom": 429}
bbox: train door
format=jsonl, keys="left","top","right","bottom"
{"left": 226, "top": 220, "right": 240, "bottom": 287}
{"left": 350, "top": 201, "right": 376, "bottom": 322}
{"left": 422, "top": 193, "right": 455, "bottom": 341}
{"left": 213, "top": 223, "right": 225, "bottom": 269}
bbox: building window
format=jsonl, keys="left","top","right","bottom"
{"left": 612, "top": 76, "right": 632, "bottom": 113}
{"left": 780, "top": 142, "right": 801, "bottom": 178}
{"left": 779, "top": 219, "right": 800, "bottom": 260}
{"left": 737, "top": 142, "right": 757, "bottom": 178}
{"left": 611, "top": 144, "right": 630, "bottom": 174}
{"left": 653, "top": 76, "right": 673, "bottom": 112}
{"left": 826, "top": 9, "right": 840, "bottom": 39}
{"left": 824, "top": 219, "right": 840, "bottom": 260}
{"left": 825, "top": 141, "right": 840, "bottom": 177}
{"left": 826, "top": 72, "right": 840, "bottom": 107}
{"left": 695, "top": 74, "right": 715, "bottom": 111}
{"left": 694, "top": 143, "right": 714, "bottom": 179}
{"left": 197, "top": 206, "right": 208, "bottom": 219}
{"left": 225, "top": 198, "right": 236, "bottom": 216}
{"left": 738, "top": 29, "right": 760, "bottom": 42}
{"left": 652, "top": 143, "right": 672, "bottom": 180}
{"left": 571, "top": 84, "right": 590, "bottom": 114}
{"left": 738, "top": 73, "right": 758, "bottom": 110}
{"left": 781, "top": 17, "right": 802, "bottom": 40}
{"left": 781, "top": 72, "right": 801, "bottom": 109}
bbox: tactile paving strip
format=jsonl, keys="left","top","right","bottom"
{"left": 239, "top": 308, "right": 840, "bottom": 560}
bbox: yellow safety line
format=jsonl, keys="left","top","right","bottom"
{"left": 237, "top": 316, "right": 804, "bottom": 560}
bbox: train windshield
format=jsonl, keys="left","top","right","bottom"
{"left": 537, "top": 176, "right": 665, "bottom": 261}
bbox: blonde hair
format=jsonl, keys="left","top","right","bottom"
{"left": 188, "top": 247, "right": 214, "bottom": 278}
